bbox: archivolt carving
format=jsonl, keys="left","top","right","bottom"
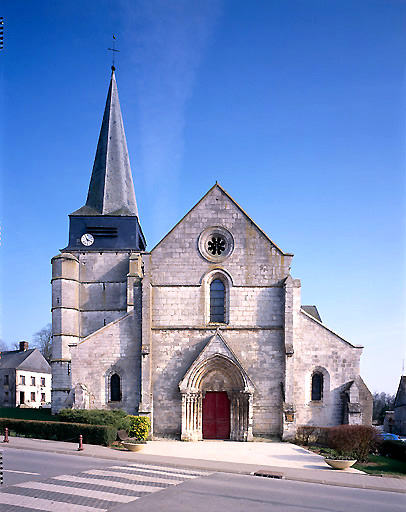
{"left": 180, "top": 354, "right": 252, "bottom": 394}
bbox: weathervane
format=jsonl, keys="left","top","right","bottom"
{"left": 108, "top": 34, "right": 119, "bottom": 70}
{"left": 0, "top": 17, "right": 4, "bottom": 51}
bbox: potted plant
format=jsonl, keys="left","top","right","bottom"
{"left": 323, "top": 452, "right": 357, "bottom": 470}
{"left": 122, "top": 416, "right": 151, "bottom": 452}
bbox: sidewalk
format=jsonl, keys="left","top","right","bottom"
{"left": 2, "top": 436, "right": 405, "bottom": 494}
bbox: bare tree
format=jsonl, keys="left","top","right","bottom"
{"left": 372, "top": 392, "right": 395, "bottom": 424}
{"left": 0, "top": 339, "right": 9, "bottom": 351}
{"left": 32, "top": 323, "right": 52, "bottom": 364}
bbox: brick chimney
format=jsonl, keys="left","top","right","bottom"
{"left": 19, "top": 341, "right": 28, "bottom": 351}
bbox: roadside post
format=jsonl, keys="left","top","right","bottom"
{"left": 78, "top": 434, "right": 84, "bottom": 451}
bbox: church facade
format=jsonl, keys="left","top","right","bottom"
{"left": 51, "top": 68, "right": 372, "bottom": 440}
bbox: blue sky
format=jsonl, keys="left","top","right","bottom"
{"left": 0, "top": 0, "right": 405, "bottom": 394}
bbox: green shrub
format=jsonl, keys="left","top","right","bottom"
{"left": 127, "top": 415, "right": 151, "bottom": 441}
{"left": 379, "top": 440, "right": 406, "bottom": 462}
{"left": 328, "top": 425, "right": 381, "bottom": 462}
{"left": 0, "top": 418, "right": 116, "bottom": 446}
{"left": 58, "top": 409, "right": 131, "bottom": 430}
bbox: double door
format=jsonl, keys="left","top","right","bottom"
{"left": 202, "top": 391, "right": 230, "bottom": 439}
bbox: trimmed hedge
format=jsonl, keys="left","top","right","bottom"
{"left": 0, "top": 407, "right": 58, "bottom": 422}
{"left": 0, "top": 418, "right": 116, "bottom": 446}
{"left": 379, "top": 440, "right": 406, "bottom": 462}
{"left": 58, "top": 409, "right": 130, "bottom": 430}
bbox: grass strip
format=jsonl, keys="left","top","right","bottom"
{"left": 354, "top": 455, "right": 406, "bottom": 476}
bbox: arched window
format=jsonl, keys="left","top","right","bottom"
{"left": 210, "top": 279, "right": 225, "bottom": 323}
{"left": 311, "top": 372, "right": 323, "bottom": 401}
{"left": 110, "top": 373, "right": 121, "bottom": 402}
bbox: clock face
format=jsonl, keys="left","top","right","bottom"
{"left": 81, "top": 233, "right": 94, "bottom": 246}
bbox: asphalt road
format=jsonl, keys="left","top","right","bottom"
{"left": 1, "top": 448, "right": 404, "bottom": 512}
{"left": 2, "top": 448, "right": 117, "bottom": 486}
{"left": 116, "top": 472, "right": 406, "bottom": 512}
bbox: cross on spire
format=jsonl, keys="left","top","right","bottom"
{"left": 108, "top": 34, "right": 119, "bottom": 70}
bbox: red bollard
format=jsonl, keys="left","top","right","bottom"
{"left": 78, "top": 434, "right": 84, "bottom": 451}
{"left": 3, "top": 428, "right": 9, "bottom": 443}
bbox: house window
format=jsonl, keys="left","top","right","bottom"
{"left": 31, "top": 392, "right": 36, "bottom": 401}
{"left": 4, "top": 375, "right": 9, "bottom": 386}
{"left": 311, "top": 372, "right": 323, "bottom": 401}
{"left": 41, "top": 393, "right": 46, "bottom": 402}
{"left": 40, "top": 377, "right": 46, "bottom": 386}
{"left": 210, "top": 279, "right": 225, "bottom": 323}
{"left": 20, "top": 375, "right": 26, "bottom": 385}
{"left": 4, "top": 392, "right": 9, "bottom": 402}
{"left": 110, "top": 373, "right": 121, "bottom": 402}
{"left": 31, "top": 377, "right": 36, "bottom": 386}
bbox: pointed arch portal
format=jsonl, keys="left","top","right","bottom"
{"left": 179, "top": 352, "right": 254, "bottom": 441}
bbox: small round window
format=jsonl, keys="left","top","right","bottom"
{"left": 198, "top": 227, "right": 234, "bottom": 262}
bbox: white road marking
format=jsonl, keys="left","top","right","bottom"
{"left": 3, "top": 469, "right": 40, "bottom": 475}
{"left": 128, "top": 463, "right": 209, "bottom": 476}
{"left": 15, "top": 481, "right": 139, "bottom": 503}
{"left": 108, "top": 465, "right": 198, "bottom": 478}
{"left": 0, "top": 492, "right": 107, "bottom": 512}
{"left": 53, "top": 474, "right": 165, "bottom": 492}
{"left": 87, "top": 469, "right": 180, "bottom": 485}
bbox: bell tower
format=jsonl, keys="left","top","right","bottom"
{"left": 67, "top": 66, "right": 145, "bottom": 251}
{"left": 51, "top": 67, "right": 145, "bottom": 412}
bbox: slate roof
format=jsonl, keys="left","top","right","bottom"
{"left": 394, "top": 376, "right": 406, "bottom": 408}
{"left": 301, "top": 305, "right": 322, "bottom": 322}
{"left": 0, "top": 349, "right": 51, "bottom": 373}
{"left": 71, "top": 68, "right": 139, "bottom": 218}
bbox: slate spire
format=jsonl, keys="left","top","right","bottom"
{"left": 67, "top": 67, "right": 146, "bottom": 251}
{"left": 73, "top": 66, "right": 139, "bottom": 217}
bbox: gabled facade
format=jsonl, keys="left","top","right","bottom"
{"left": 0, "top": 342, "right": 51, "bottom": 407}
{"left": 393, "top": 376, "right": 406, "bottom": 435}
{"left": 51, "top": 68, "right": 372, "bottom": 439}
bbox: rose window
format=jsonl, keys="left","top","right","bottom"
{"left": 198, "top": 227, "right": 234, "bottom": 262}
{"left": 207, "top": 237, "right": 226, "bottom": 255}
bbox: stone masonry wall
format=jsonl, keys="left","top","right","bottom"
{"left": 149, "top": 186, "right": 292, "bottom": 287}
{"left": 148, "top": 186, "right": 292, "bottom": 437}
{"left": 73, "top": 251, "right": 131, "bottom": 338}
{"left": 293, "top": 310, "right": 363, "bottom": 427}
{"left": 151, "top": 328, "right": 285, "bottom": 437}
{"left": 151, "top": 285, "right": 285, "bottom": 328}
{"left": 70, "top": 311, "right": 141, "bottom": 413}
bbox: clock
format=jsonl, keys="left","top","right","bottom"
{"left": 81, "top": 233, "right": 94, "bottom": 246}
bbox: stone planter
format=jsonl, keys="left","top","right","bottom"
{"left": 122, "top": 442, "right": 147, "bottom": 452}
{"left": 324, "top": 458, "right": 357, "bottom": 470}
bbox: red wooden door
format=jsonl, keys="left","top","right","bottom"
{"left": 202, "top": 391, "right": 231, "bottom": 439}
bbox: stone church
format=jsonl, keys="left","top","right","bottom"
{"left": 51, "top": 68, "right": 372, "bottom": 440}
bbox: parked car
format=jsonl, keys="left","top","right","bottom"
{"left": 40, "top": 402, "right": 51, "bottom": 409}
{"left": 380, "top": 432, "right": 400, "bottom": 441}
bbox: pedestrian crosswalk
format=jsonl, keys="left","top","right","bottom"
{"left": 0, "top": 462, "right": 211, "bottom": 511}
